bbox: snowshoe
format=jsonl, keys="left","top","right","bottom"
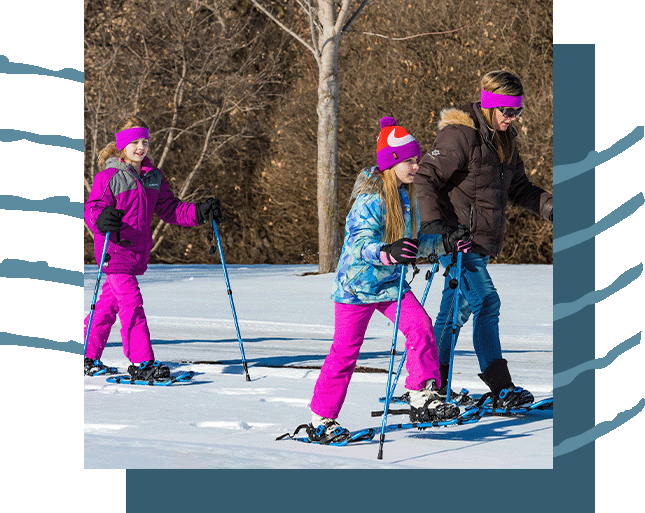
{"left": 127, "top": 360, "right": 171, "bottom": 381}
{"left": 84, "top": 357, "right": 118, "bottom": 376}
{"left": 276, "top": 423, "right": 375, "bottom": 445}
{"left": 306, "top": 420, "right": 353, "bottom": 445}
{"left": 409, "top": 400, "right": 460, "bottom": 423}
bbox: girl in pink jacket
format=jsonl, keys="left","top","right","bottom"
{"left": 84, "top": 115, "right": 222, "bottom": 379}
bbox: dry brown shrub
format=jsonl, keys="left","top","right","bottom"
{"left": 85, "top": 0, "right": 552, "bottom": 265}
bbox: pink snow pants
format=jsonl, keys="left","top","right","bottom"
{"left": 310, "top": 292, "right": 441, "bottom": 419}
{"left": 84, "top": 273, "right": 154, "bottom": 363}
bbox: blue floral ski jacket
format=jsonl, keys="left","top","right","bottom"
{"left": 332, "top": 167, "right": 445, "bottom": 304}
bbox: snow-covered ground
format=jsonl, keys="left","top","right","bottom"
{"left": 84, "top": 264, "right": 552, "bottom": 469}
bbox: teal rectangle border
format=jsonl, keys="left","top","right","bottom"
{"left": 126, "top": 44, "right": 594, "bottom": 512}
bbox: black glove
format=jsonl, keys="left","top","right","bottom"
{"left": 96, "top": 206, "right": 125, "bottom": 234}
{"left": 196, "top": 198, "right": 224, "bottom": 224}
{"left": 380, "top": 238, "right": 419, "bottom": 265}
{"left": 443, "top": 225, "right": 472, "bottom": 254}
{"left": 420, "top": 220, "right": 471, "bottom": 254}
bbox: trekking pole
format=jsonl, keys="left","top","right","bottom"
{"left": 384, "top": 256, "right": 440, "bottom": 403}
{"left": 378, "top": 266, "right": 406, "bottom": 460}
{"left": 83, "top": 232, "right": 110, "bottom": 357}
{"left": 210, "top": 219, "right": 251, "bottom": 382}
{"left": 445, "top": 251, "right": 464, "bottom": 404}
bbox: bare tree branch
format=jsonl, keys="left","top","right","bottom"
{"left": 248, "top": 0, "right": 318, "bottom": 59}
{"left": 157, "top": 59, "right": 187, "bottom": 169}
{"left": 348, "top": 20, "right": 476, "bottom": 40}
{"left": 341, "top": 0, "right": 370, "bottom": 34}
{"left": 150, "top": 119, "right": 234, "bottom": 253}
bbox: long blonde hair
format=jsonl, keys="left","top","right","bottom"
{"left": 97, "top": 115, "right": 150, "bottom": 170}
{"left": 479, "top": 70, "right": 523, "bottom": 164}
{"left": 351, "top": 167, "right": 418, "bottom": 244}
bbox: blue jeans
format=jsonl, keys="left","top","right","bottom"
{"left": 433, "top": 253, "right": 502, "bottom": 373}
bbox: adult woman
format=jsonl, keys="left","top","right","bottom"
{"left": 415, "top": 70, "right": 553, "bottom": 408}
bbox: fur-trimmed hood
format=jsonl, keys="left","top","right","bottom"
{"left": 437, "top": 107, "right": 477, "bottom": 131}
{"left": 437, "top": 103, "right": 517, "bottom": 139}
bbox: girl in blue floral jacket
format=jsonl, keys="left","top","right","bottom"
{"left": 307, "top": 117, "right": 470, "bottom": 444}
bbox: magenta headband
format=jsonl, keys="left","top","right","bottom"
{"left": 480, "top": 89, "right": 523, "bottom": 109}
{"left": 115, "top": 127, "right": 149, "bottom": 151}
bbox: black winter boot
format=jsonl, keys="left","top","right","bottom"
{"left": 479, "top": 359, "right": 534, "bottom": 409}
{"left": 439, "top": 364, "right": 450, "bottom": 394}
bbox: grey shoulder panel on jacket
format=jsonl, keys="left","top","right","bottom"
{"left": 104, "top": 158, "right": 138, "bottom": 196}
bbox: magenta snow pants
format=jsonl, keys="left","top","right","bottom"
{"left": 84, "top": 273, "right": 154, "bottom": 363}
{"left": 310, "top": 292, "right": 441, "bottom": 419}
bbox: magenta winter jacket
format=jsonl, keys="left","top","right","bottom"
{"left": 85, "top": 156, "right": 199, "bottom": 275}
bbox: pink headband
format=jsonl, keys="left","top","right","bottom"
{"left": 115, "top": 127, "right": 149, "bottom": 151}
{"left": 480, "top": 89, "right": 523, "bottom": 109}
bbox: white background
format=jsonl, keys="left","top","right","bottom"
{"left": 1, "top": 0, "right": 640, "bottom": 511}
{"left": 554, "top": 1, "right": 645, "bottom": 510}
{"left": 0, "top": 1, "right": 125, "bottom": 511}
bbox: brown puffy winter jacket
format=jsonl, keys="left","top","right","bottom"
{"left": 415, "top": 102, "right": 553, "bottom": 257}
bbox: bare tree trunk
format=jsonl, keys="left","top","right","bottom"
{"left": 316, "top": 3, "right": 341, "bottom": 272}
{"left": 249, "top": 0, "right": 366, "bottom": 272}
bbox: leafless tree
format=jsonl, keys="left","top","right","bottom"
{"left": 249, "top": 0, "right": 370, "bottom": 273}
{"left": 84, "top": 0, "right": 292, "bottom": 262}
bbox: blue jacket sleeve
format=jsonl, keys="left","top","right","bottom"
{"left": 344, "top": 194, "right": 387, "bottom": 266}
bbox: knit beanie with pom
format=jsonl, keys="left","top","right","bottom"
{"left": 376, "top": 117, "right": 422, "bottom": 172}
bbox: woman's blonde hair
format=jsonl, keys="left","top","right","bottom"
{"left": 351, "top": 167, "right": 417, "bottom": 244}
{"left": 97, "top": 115, "right": 150, "bottom": 170}
{"left": 479, "top": 70, "right": 523, "bottom": 164}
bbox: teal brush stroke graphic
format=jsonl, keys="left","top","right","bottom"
{"left": 554, "top": 332, "right": 641, "bottom": 388}
{"left": 554, "top": 126, "right": 644, "bottom": 185}
{"left": 552, "top": 125, "right": 645, "bottom": 459}
{"left": 0, "top": 129, "right": 83, "bottom": 152}
{"left": 0, "top": 55, "right": 83, "bottom": 83}
{"left": 0, "top": 332, "right": 82, "bottom": 354}
{"left": 554, "top": 263, "right": 642, "bottom": 321}
{"left": 0, "top": 259, "right": 82, "bottom": 286}
{"left": 0, "top": 195, "right": 83, "bottom": 219}
{"left": 553, "top": 193, "right": 644, "bottom": 253}
{"left": 554, "top": 399, "right": 645, "bottom": 457}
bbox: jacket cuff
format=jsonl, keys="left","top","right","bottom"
{"left": 420, "top": 219, "right": 446, "bottom": 235}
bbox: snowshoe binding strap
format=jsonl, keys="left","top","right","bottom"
{"left": 127, "top": 360, "right": 171, "bottom": 381}
{"left": 275, "top": 424, "right": 310, "bottom": 441}
{"left": 493, "top": 386, "right": 534, "bottom": 409}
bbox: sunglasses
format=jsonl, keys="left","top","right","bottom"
{"left": 497, "top": 106, "right": 523, "bottom": 119}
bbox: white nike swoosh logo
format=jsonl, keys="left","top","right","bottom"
{"left": 387, "top": 129, "right": 415, "bottom": 147}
